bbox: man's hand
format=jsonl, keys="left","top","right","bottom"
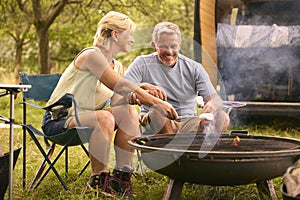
{"left": 153, "top": 101, "right": 179, "bottom": 120}
{"left": 202, "top": 95, "right": 223, "bottom": 114}
{"left": 202, "top": 100, "right": 216, "bottom": 114}
{"left": 139, "top": 83, "right": 167, "bottom": 101}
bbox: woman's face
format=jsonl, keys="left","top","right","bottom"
{"left": 153, "top": 33, "right": 181, "bottom": 67}
{"left": 116, "top": 30, "right": 135, "bottom": 52}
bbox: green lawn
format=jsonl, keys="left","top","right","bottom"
{"left": 0, "top": 94, "right": 300, "bottom": 199}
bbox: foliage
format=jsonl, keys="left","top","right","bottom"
{"left": 0, "top": 0, "right": 34, "bottom": 80}
{"left": 0, "top": 0, "right": 194, "bottom": 77}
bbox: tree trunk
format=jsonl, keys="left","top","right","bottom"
{"left": 14, "top": 40, "right": 23, "bottom": 82}
{"left": 31, "top": 0, "right": 69, "bottom": 74}
{"left": 36, "top": 27, "right": 50, "bottom": 74}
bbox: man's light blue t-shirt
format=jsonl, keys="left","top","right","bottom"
{"left": 124, "top": 53, "right": 216, "bottom": 119}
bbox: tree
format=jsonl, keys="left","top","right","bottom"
{"left": 17, "top": 0, "right": 84, "bottom": 74}
{"left": 20, "top": 0, "right": 68, "bottom": 74}
{"left": 0, "top": 0, "right": 32, "bottom": 81}
{"left": 0, "top": 0, "right": 194, "bottom": 75}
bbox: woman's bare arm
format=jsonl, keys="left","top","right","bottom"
{"left": 75, "top": 48, "right": 178, "bottom": 120}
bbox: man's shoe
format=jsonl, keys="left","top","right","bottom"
{"left": 110, "top": 165, "right": 135, "bottom": 198}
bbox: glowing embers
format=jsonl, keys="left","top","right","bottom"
{"left": 232, "top": 135, "right": 240, "bottom": 147}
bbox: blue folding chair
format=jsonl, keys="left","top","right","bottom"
{"left": 19, "top": 72, "right": 93, "bottom": 191}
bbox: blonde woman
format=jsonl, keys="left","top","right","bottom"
{"left": 42, "top": 11, "right": 178, "bottom": 197}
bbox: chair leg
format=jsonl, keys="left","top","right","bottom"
{"left": 34, "top": 142, "right": 71, "bottom": 190}
{"left": 26, "top": 126, "right": 91, "bottom": 190}
{"left": 22, "top": 125, "right": 26, "bottom": 189}
{"left": 65, "top": 146, "right": 68, "bottom": 179}
{"left": 27, "top": 130, "right": 69, "bottom": 191}
{"left": 77, "top": 161, "right": 90, "bottom": 177}
{"left": 75, "top": 144, "right": 90, "bottom": 178}
{"left": 33, "top": 133, "right": 83, "bottom": 190}
{"left": 136, "top": 149, "right": 146, "bottom": 182}
{"left": 81, "top": 144, "right": 89, "bottom": 156}
{"left": 29, "top": 143, "right": 56, "bottom": 190}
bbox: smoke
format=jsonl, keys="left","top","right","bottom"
{"left": 218, "top": 46, "right": 300, "bottom": 101}
{"left": 217, "top": 1, "right": 300, "bottom": 103}
{"left": 219, "top": 1, "right": 300, "bottom": 26}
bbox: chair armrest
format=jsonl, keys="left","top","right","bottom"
{"left": 44, "top": 93, "right": 83, "bottom": 127}
{"left": 22, "top": 124, "right": 46, "bottom": 137}
{"left": 71, "top": 97, "right": 82, "bottom": 127}
{"left": 19, "top": 101, "right": 43, "bottom": 109}
{"left": 44, "top": 93, "right": 73, "bottom": 110}
{"left": 0, "top": 114, "right": 10, "bottom": 123}
{"left": 22, "top": 93, "right": 83, "bottom": 128}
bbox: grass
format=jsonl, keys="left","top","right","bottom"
{"left": 0, "top": 93, "right": 300, "bottom": 199}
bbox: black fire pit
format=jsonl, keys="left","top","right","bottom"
{"left": 129, "top": 133, "right": 300, "bottom": 199}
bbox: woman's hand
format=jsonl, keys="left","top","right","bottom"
{"left": 128, "top": 92, "right": 141, "bottom": 106}
{"left": 139, "top": 83, "right": 167, "bottom": 101}
{"left": 129, "top": 83, "right": 166, "bottom": 106}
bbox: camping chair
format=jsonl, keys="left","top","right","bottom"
{"left": 19, "top": 72, "right": 93, "bottom": 191}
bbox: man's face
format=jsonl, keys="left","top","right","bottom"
{"left": 153, "top": 33, "right": 181, "bottom": 67}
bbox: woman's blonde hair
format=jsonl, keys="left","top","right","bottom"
{"left": 93, "top": 11, "right": 136, "bottom": 46}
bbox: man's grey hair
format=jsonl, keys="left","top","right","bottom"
{"left": 152, "top": 22, "right": 181, "bottom": 43}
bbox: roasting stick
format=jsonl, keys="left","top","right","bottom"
{"left": 223, "top": 101, "right": 247, "bottom": 114}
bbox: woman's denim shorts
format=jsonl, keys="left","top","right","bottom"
{"left": 42, "top": 110, "right": 68, "bottom": 136}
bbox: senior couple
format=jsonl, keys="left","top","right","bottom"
{"left": 42, "top": 11, "right": 230, "bottom": 198}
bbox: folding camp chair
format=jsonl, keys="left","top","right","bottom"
{"left": 19, "top": 72, "right": 93, "bottom": 191}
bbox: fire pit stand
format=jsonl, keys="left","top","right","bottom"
{"left": 161, "top": 178, "right": 276, "bottom": 200}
